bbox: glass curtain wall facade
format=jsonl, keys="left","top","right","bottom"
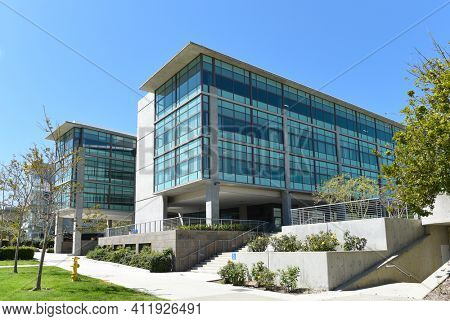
{"left": 57, "top": 127, "right": 136, "bottom": 212}
{"left": 153, "top": 54, "right": 400, "bottom": 194}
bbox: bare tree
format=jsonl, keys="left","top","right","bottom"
{"left": 1, "top": 154, "right": 36, "bottom": 273}
{"left": 29, "top": 114, "right": 81, "bottom": 291}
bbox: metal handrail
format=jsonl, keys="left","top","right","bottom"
{"left": 177, "top": 221, "right": 269, "bottom": 271}
{"left": 105, "top": 217, "right": 267, "bottom": 237}
{"left": 290, "top": 198, "right": 413, "bottom": 226}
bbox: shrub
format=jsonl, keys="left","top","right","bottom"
{"left": 86, "top": 246, "right": 113, "bottom": 261}
{"left": 0, "top": 247, "right": 36, "bottom": 260}
{"left": 270, "top": 234, "right": 302, "bottom": 252}
{"left": 46, "top": 248, "right": 54, "bottom": 253}
{"left": 86, "top": 246, "right": 173, "bottom": 272}
{"left": 247, "top": 236, "right": 270, "bottom": 252}
{"left": 343, "top": 231, "right": 367, "bottom": 251}
{"left": 251, "top": 261, "right": 276, "bottom": 289}
{"left": 148, "top": 248, "right": 174, "bottom": 272}
{"left": 278, "top": 266, "right": 301, "bottom": 292}
{"left": 304, "top": 231, "right": 340, "bottom": 251}
{"left": 105, "top": 247, "right": 134, "bottom": 264}
{"left": 218, "top": 261, "right": 249, "bottom": 286}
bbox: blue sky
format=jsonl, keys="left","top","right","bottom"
{"left": 0, "top": 0, "right": 448, "bottom": 164}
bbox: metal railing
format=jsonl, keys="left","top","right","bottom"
{"left": 177, "top": 220, "right": 270, "bottom": 271}
{"left": 105, "top": 217, "right": 268, "bottom": 237}
{"left": 290, "top": 198, "right": 413, "bottom": 226}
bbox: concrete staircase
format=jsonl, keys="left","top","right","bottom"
{"left": 190, "top": 245, "right": 249, "bottom": 274}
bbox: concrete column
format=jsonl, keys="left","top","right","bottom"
{"left": 281, "top": 190, "right": 292, "bottom": 226}
{"left": 239, "top": 205, "right": 248, "bottom": 220}
{"left": 54, "top": 215, "right": 64, "bottom": 253}
{"left": 282, "top": 110, "right": 291, "bottom": 189}
{"left": 205, "top": 182, "right": 220, "bottom": 224}
{"left": 209, "top": 86, "right": 219, "bottom": 180}
{"left": 335, "top": 128, "right": 343, "bottom": 173}
{"left": 72, "top": 152, "right": 84, "bottom": 256}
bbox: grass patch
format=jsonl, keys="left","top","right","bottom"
{"left": 0, "top": 266, "right": 164, "bottom": 301}
{"left": 0, "top": 260, "right": 38, "bottom": 267}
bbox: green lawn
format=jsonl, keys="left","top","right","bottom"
{"left": 0, "top": 266, "right": 164, "bottom": 301}
{"left": 0, "top": 260, "right": 39, "bottom": 266}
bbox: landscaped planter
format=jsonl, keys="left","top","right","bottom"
{"left": 230, "top": 250, "right": 388, "bottom": 290}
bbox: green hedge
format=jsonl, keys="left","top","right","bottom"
{"left": 86, "top": 246, "right": 174, "bottom": 273}
{"left": 0, "top": 247, "right": 36, "bottom": 260}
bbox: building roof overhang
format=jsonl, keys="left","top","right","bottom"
{"left": 45, "top": 121, "right": 136, "bottom": 141}
{"left": 140, "top": 42, "right": 403, "bottom": 127}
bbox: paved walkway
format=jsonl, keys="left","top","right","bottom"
{"left": 36, "top": 253, "right": 431, "bottom": 301}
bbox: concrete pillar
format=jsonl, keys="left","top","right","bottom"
{"left": 281, "top": 190, "right": 292, "bottom": 226}
{"left": 205, "top": 182, "right": 220, "bottom": 224}
{"left": 335, "top": 128, "right": 343, "bottom": 174}
{"left": 72, "top": 151, "right": 84, "bottom": 256}
{"left": 239, "top": 205, "right": 248, "bottom": 220}
{"left": 54, "top": 215, "right": 64, "bottom": 253}
{"left": 282, "top": 109, "right": 291, "bottom": 189}
{"left": 209, "top": 86, "right": 219, "bottom": 180}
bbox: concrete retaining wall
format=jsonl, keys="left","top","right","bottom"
{"left": 282, "top": 218, "right": 423, "bottom": 254}
{"left": 231, "top": 250, "right": 387, "bottom": 290}
{"left": 98, "top": 230, "right": 244, "bottom": 271}
{"left": 341, "top": 225, "right": 450, "bottom": 290}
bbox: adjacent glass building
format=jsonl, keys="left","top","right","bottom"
{"left": 48, "top": 122, "right": 136, "bottom": 255}
{"left": 53, "top": 123, "right": 136, "bottom": 212}
{"left": 137, "top": 43, "right": 402, "bottom": 228}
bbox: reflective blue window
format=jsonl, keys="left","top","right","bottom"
{"left": 218, "top": 99, "right": 252, "bottom": 144}
{"left": 357, "top": 113, "right": 376, "bottom": 142}
{"left": 251, "top": 74, "right": 282, "bottom": 114}
{"left": 202, "top": 55, "right": 213, "bottom": 91}
{"left": 290, "top": 155, "right": 315, "bottom": 191}
{"left": 359, "top": 141, "right": 378, "bottom": 171}
{"left": 254, "top": 148, "right": 285, "bottom": 188}
{"left": 342, "top": 166, "right": 361, "bottom": 178}
{"left": 218, "top": 141, "right": 253, "bottom": 184}
{"left": 361, "top": 170, "right": 379, "bottom": 182}
{"left": 175, "top": 138, "right": 202, "bottom": 185}
{"left": 379, "top": 146, "right": 394, "bottom": 167}
{"left": 155, "top": 150, "right": 175, "bottom": 191}
{"left": 177, "top": 56, "right": 201, "bottom": 107}
{"left": 315, "top": 160, "right": 338, "bottom": 186}
{"left": 252, "top": 110, "right": 284, "bottom": 150}
{"left": 340, "top": 136, "right": 360, "bottom": 167}
{"left": 311, "top": 97, "right": 335, "bottom": 130}
{"left": 155, "top": 56, "right": 201, "bottom": 119}
{"left": 288, "top": 120, "right": 313, "bottom": 157}
{"left": 155, "top": 77, "right": 176, "bottom": 119}
{"left": 313, "top": 128, "right": 337, "bottom": 162}
{"left": 376, "top": 119, "right": 393, "bottom": 147}
{"left": 215, "top": 59, "right": 250, "bottom": 104}
{"left": 336, "top": 105, "right": 357, "bottom": 137}
{"left": 285, "top": 85, "right": 311, "bottom": 122}
{"left": 176, "top": 96, "right": 202, "bottom": 146}
{"left": 155, "top": 113, "right": 175, "bottom": 156}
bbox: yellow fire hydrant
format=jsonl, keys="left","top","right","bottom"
{"left": 71, "top": 256, "right": 80, "bottom": 282}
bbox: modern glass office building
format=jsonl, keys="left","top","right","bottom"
{"left": 47, "top": 122, "right": 136, "bottom": 255}
{"left": 136, "top": 43, "right": 401, "bottom": 229}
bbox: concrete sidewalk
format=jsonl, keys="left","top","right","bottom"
{"left": 36, "top": 253, "right": 428, "bottom": 301}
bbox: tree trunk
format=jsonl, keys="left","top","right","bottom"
{"left": 13, "top": 229, "right": 21, "bottom": 273}
{"left": 33, "top": 227, "right": 48, "bottom": 291}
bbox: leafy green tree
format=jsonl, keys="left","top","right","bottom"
{"left": 314, "top": 174, "right": 379, "bottom": 204}
{"left": 382, "top": 41, "right": 449, "bottom": 216}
